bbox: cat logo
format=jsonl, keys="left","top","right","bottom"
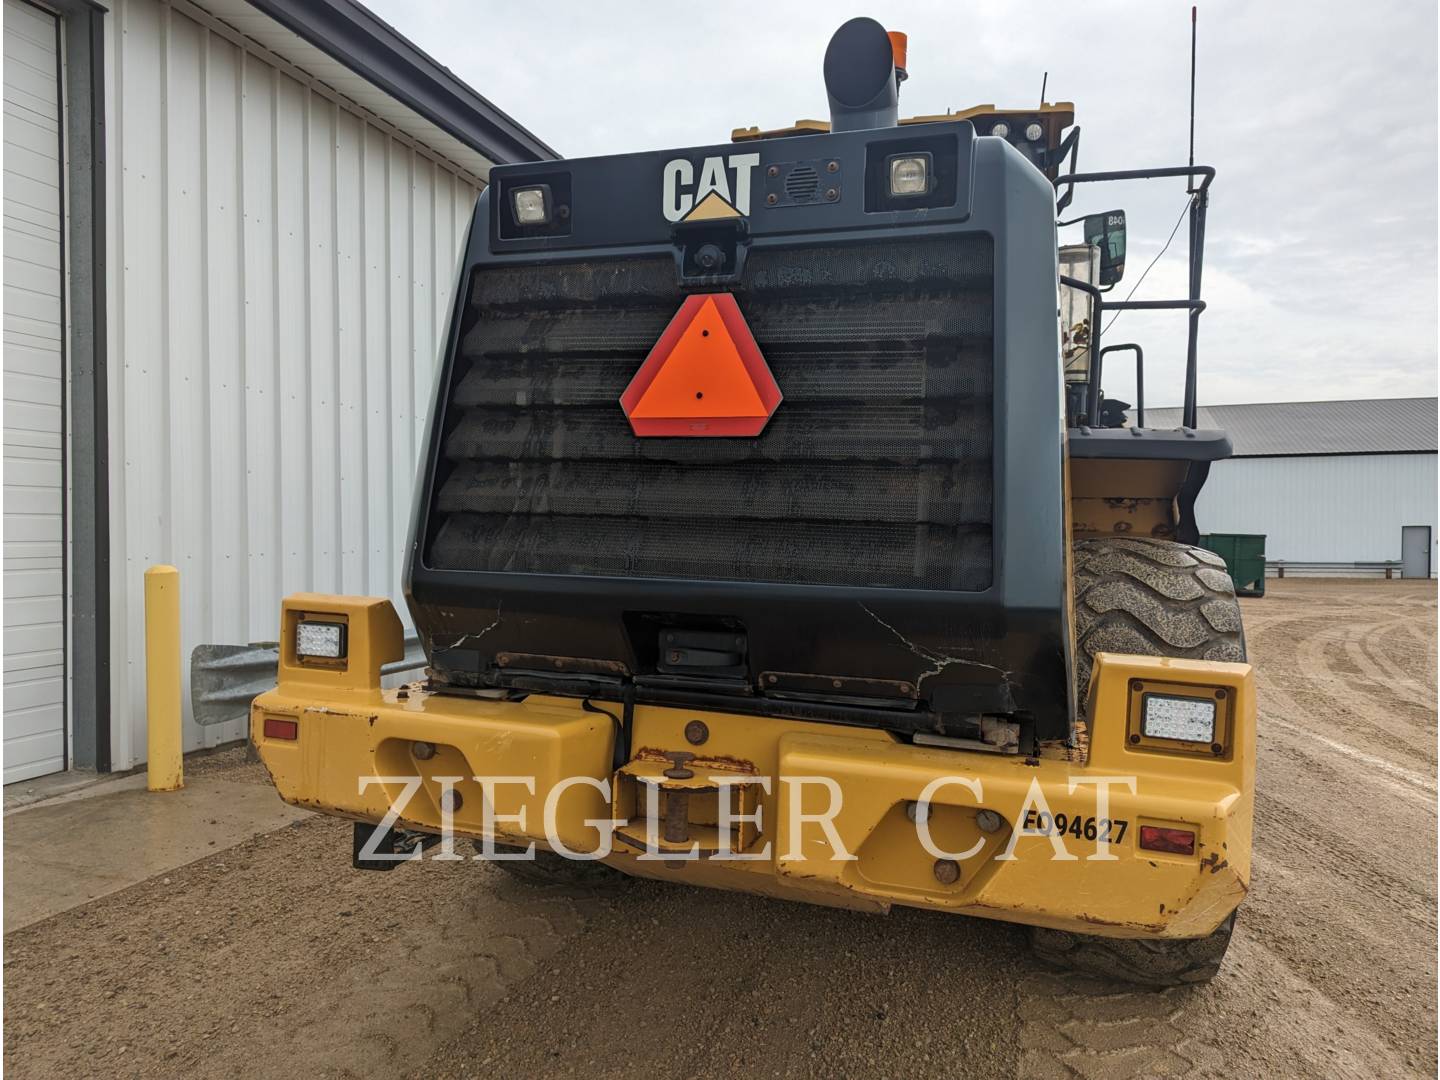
{"left": 662, "top": 152, "right": 761, "bottom": 223}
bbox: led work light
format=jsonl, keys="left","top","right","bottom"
{"left": 1141, "top": 694, "right": 1217, "bottom": 744}
{"left": 295, "top": 620, "right": 346, "bottom": 660}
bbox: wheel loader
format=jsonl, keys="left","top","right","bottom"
{"left": 252, "top": 17, "right": 1253, "bottom": 986}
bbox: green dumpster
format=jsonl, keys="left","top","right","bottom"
{"left": 1198, "top": 533, "right": 1266, "bottom": 598}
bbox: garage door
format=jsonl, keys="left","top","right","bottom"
{"left": 4, "top": 0, "right": 67, "bottom": 783}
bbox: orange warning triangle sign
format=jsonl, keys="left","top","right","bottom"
{"left": 628, "top": 297, "right": 766, "bottom": 419}
{"left": 620, "top": 293, "right": 782, "bottom": 437}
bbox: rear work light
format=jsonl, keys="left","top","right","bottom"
{"left": 263, "top": 717, "right": 298, "bottom": 741}
{"left": 511, "top": 185, "right": 551, "bottom": 225}
{"left": 888, "top": 153, "right": 931, "bottom": 196}
{"left": 1141, "top": 694, "right": 1216, "bottom": 744}
{"left": 1127, "top": 680, "right": 1232, "bottom": 757}
{"left": 1139, "top": 825, "right": 1195, "bottom": 856}
{"left": 296, "top": 620, "right": 346, "bottom": 660}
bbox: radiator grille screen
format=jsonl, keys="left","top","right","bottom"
{"left": 428, "top": 235, "right": 995, "bottom": 590}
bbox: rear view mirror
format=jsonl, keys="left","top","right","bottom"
{"left": 1084, "top": 210, "right": 1126, "bottom": 286}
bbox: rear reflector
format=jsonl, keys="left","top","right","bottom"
{"left": 1139, "top": 825, "right": 1195, "bottom": 855}
{"left": 263, "top": 717, "right": 298, "bottom": 741}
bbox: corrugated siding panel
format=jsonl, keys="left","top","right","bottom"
{"left": 105, "top": 0, "right": 480, "bottom": 765}
{"left": 1194, "top": 454, "right": 1439, "bottom": 564}
{"left": 4, "top": 0, "right": 68, "bottom": 782}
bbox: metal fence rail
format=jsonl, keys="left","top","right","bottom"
{"left": 1267, "top": 561, "right": 1407, "bottom": 579}
{"left": 191, "top": 636, "right": 427, "bottom": 727}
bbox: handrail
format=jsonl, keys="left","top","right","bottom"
{"left": 1054, "top": 164, "right": 1213, "bottom": 429}
{"left": 1098, "top": 344, "right": 1144, "bottom": 426}
{"left": 1053, "top": 164, "right": 1215, "bottom": 197}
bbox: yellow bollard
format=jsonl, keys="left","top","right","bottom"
{"left": 145, "top": 565, "right": 184, "bottom": 791}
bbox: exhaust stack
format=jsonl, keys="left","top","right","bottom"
{"left": 823, "top": 17, "right": 904, "bottom": 133}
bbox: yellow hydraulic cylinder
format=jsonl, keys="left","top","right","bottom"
{"left": 145, "top": 565, "right": 183, "bottom": 791}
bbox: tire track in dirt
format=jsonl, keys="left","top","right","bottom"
{"left": 2, "top": 818, "right": 612, "bottom": 1080}
{"left": 1332, "top": 617, "right": 1437, "bottom": 720}
{"left": 1257, "top": 681, "right": 1436, "bottom": 804}
{"left": 1252, "top": 603, "right": 1435, "bottom": 768}
{"left": 1228, "top": 581, "right": 1437, "bottom": 1073}
{"left": 417, "top": 879, "right": 1032, "bottom": 1080}
{"left": 1353, "top": 618, "right": 1435, "bottom": 700}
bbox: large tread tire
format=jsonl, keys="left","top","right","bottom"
{"left": 1072, "top": 536, "right": 1247, "bottom": 711}
{"left": 1029, "top": 913, "right": 1236, "bottom": 987}
{"left": 474, "top": 841, "right": 628, "bottom": 887}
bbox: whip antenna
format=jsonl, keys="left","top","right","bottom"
{"left": 1188, "top": 6, "right": 1197, "bottom": 191}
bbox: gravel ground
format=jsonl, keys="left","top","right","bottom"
{"left": 4, "top": 578, "right": 1435, "bottom": 1079}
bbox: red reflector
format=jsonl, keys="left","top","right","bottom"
{"left": 619, "top": 293, "right": 782, "bottom": 437}
{"left": 1139, "top": 825, "right": 1195, "bottom": 855}
{"left": 263, "top": 717, "right": 298, "bottom": 741}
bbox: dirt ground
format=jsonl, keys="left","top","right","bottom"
{"left": 4, "top": 578, "right": 1436, "bottom": 1079}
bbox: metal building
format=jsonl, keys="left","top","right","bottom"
{"left": 1143, "top": 398, "right": 1438, "bottom": 576}
{"left": 3, "top": 0, "right": 554, "bottom": 782}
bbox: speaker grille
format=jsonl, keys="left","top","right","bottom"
{"left": 784, "top": 165, "right": 821, "bottom": 201}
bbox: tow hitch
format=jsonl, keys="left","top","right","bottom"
{"left": 352, "top": 821, "right": 441, "bottom": 871}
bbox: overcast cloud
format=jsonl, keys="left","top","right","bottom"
{"left": 369, "top": 0, "right": 1438, "bottom": 408}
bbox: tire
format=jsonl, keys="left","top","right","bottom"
{"left": 1029, "top": 912, "right": 1236, "bottom": 987}
{"left": 1072, "top": 536, "right": 1247, "bottom": 712}
{"left": 474, "top": 841, "right": 627, "bottom": 887}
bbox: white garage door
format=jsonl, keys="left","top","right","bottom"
{"left": 4, "top": 0, "right": 67, "bottom": 783}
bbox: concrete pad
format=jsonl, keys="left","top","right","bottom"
{"left": 3, "top": 775, "right": 310, "bottom": 931}
{"left": 3, "top": 768, "right": 145, "bottom": 811}
{"left": 5, "top": 771, "right": 149, "bottom": 813}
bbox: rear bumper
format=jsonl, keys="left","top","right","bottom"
{"left": 254, "top": 597, "right": 1254, "bottom": 940}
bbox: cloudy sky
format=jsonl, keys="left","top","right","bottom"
{"left": 371, "top": 0, "right": 1437, "bottom": 408}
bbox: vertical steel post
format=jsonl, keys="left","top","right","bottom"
{"left": 145, "top": 565, "right": 183, "bottom": 791}
{"left": 1182, "top": 191, "right": 1207, "bottom": 428}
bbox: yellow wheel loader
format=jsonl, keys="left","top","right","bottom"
{"left": 253, "top": 17, "right": 1253, "bottom": 987}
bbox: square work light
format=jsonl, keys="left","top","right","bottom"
{"left": 1140, "top": 694, "right": 1217, "bottom": 744}
{"left": 887, "top": 153, "right": 932, "bottom": 197}
{"left": 511, "top": 185, "right": 552, "bottom": 226}
{"left": 295, "top": 620, "right": 346, "bottom": 661}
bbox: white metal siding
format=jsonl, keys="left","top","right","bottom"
{"left": 1193, "top": 454, "right": 1439, "bottom": 565}
{"left": 4, "top": 0, "right": 68, "bottom": 782}
{"left": 104, "top": 0, "right": 480, "bottom": 766}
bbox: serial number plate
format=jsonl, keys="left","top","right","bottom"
{"left": 1023, "top": 810, "right": 1129, "bottom": 843}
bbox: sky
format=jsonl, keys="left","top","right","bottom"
{"left": 369, "top": 0, "right": 1438, "bottom": 408}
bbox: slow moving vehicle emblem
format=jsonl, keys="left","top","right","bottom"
{"left": 620, "top": 293, "right": 781, "bottom": 437}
